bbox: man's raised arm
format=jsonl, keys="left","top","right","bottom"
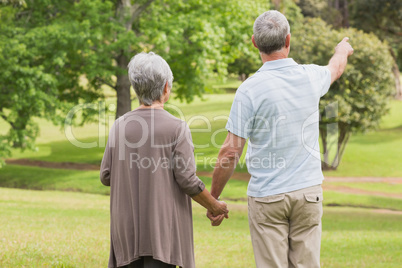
{"left": 327, "top": 37, "right": 354, "bottom": 84}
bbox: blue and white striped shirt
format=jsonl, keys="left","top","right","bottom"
{"left": 226, "top": 58, "right": 331, "bottom": 197}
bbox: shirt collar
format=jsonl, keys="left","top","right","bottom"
{"left": 257, "top": 58, "right": 298, "bottom": 72}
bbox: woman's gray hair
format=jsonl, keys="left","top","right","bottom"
{"left": 253, "top": 10, "right": 290, "bottom": 55}
{"left": 127, "top": 52, "right": 173, "bottom": 106}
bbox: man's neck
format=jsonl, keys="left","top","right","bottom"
{"left": 260, "top": 49, "right": 288, "bottom": 64}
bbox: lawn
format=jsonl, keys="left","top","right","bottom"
{"left": 0, "top": 165, "right": 401, "bottom": 211}
{"left": 324, "top": 100, "right": 402, "bottom": 177}
{"left": 325, "top": 181, "right": 402, "bottom": 195}
{"left": 0, "top": 187, "right": 400, "bottom": 267}
{"left": 2, "top": 95, "right": 402, "bottom": 177}
{"left": 0, "top": 85, "right": 401, "bottom": 267}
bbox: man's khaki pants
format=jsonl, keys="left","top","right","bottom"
{"left": 248, "top": 185, "right": 323, "bottom": 268}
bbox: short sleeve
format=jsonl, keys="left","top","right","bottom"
{"left": 306, "top": 64, "right": 331, "bottom": 97}
{"left": 225, "top": 90, "right": 254, "bottom": 139}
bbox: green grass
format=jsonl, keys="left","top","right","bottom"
{"left": 1, "top": 166, "right": 401, "bottom": 212}
{"left": 0, "top": 187, "right": 401, "bottom": 267}
{"left": 2, "top": 93, "right": 402, "bottom": 177}
{"left": 0, "top": 66, "right": 401, "bottom": 268}
{"left": 10, "top": 138, "right": 106, "bottom": 165}
{"left": 324, "top": 100, "right": 402, "bottom": 177}
{"left": 3, "top": 96, "right": 401, "bottom": 177}
{"left": 204, "top": 75, "right": 243, "bottom": 93}
{"left": 325, "top": 181, "right": 402, "bottom": 195}
{"left": 320, "top": 207, "right": 402, "bottom": 268}
{"left": 323, "top": 191, "right": 402, "bottom": 211}
{"left": 0, "top": 165, "right": 108, "bottom": 195}
{"left": 379, "top": 100, "right": 402, "bottom": 129}
{"left": 200, "top": 176, "right": 249, "bottom": 201}
{"left": 0, "top": 187, "right": 110, "bottom": 267}
{"left": 323, "top": 128, "right": 402, "bottom": 177}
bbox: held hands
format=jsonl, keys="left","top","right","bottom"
{"left": 335, "top": 37, "right": 354, "bottom": 57}
{"left": 206, "top": 200, "right": 229, "bottom": 227}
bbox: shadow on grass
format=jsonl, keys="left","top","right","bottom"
{"left": 0, "top": 165, "right": 109, "bottom": 195}
{"left": 11, "top": 137, "right": 105, "bottom": 165}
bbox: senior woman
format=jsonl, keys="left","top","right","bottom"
{"left": 100, "top": 52, "right": 228, "bottom": 268}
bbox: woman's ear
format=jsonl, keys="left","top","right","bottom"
{"left": 163, "top": 81, "right": 171, "bottom": 103}
{"left": 164, "top": 81, "right": 170, "bottom": 95}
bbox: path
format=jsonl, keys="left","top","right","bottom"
{"left": 197, "top": 171, "right": 402, "bottom": 185}
{"left": 5, "top": 158, "right": 402, "bottom": 200}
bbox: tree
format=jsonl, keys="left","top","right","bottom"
{"left": 296, "top": 0, "right": 402, "bottom": 98}
{"left": 297, "top": 0, "right": 348, "bottom": 28}
{"left": 227, "top": 0, "right": 303, "bottom": 81}
{"left": 348, "top": 0, "right": 402, "bottom": 99}
{"left": 227, "top": 50, "right": 260, "bottom": 81}
{"left": 0, "top": 1, "right": 109, "bottom": 164}
{"left": 291, "top": 18, "right": 394, "bottom": 169}
{"left": 0, "top": 0, "right": 269, "bottom": 163}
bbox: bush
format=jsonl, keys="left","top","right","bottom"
{"left": 291, "top": 18, "right": 394, "bottom": 169}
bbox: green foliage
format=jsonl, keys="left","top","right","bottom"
{"left": 226, "top": 0, "right": 304, "bottom": 80}
{"left": 349, "top": 0, "right": 402, "bottom": 92}
{"left": 0, "top": 0, "right": 270, "bottom": 160}
{"left": 0, "top": 0, "right": 25, "bottom": 6}
{"left": 146, "top": 0, "right": 268, "bottom": 101}
{"left": 0, "top": 1, "right": 113, "bottom": 160}
{"left": 271, "top": 0, "right": 304, "bottom": 29}
{"left": 349, "top": 0, "right": 402, "bottom": 48}
{"left": 296, "top": 0, "right": 345, "bottom": 28}
{"left": 291, "top": 18, "right": 395, "bottom": 169}
{"left": 2, "top": 95, "right": 402, "bottom": 177}
{"left": 227, "top": 51, "right": 260, "bottom": 80}
{"left": 296, "top": 0, "right": 402, "bottom": 94}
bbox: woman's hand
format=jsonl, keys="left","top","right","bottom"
{"left": 206, "top": 210, "right": 226, "bottom": 226}
{"left": 191, "top": 188, "right": 229, "bottom": 226}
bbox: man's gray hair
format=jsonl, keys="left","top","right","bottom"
{"left": 253, "top": 10, "right": 290, "bottom": 55}
{"left": 127, "top": 52, "right": 173, "bottom": 106}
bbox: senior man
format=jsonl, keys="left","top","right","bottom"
{"left": 207, "top": 10, "right": 353, "bottom": 267}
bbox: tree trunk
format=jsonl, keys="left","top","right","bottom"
{"left": 342, "top": 0, "right": 349, "bottom": 27}
{"left": 332, "top": 0, "right": 339, "bottom": 10}
{"left": 320, "top": 127, "right": 330, "bottom": 170}
{"left": 272, "top": 0, "right": 281, "bottom": 11}
{"left": 389, "top": 48, "right": 402, "bottom": 99}
{"left": 11, "top": 113, "right": 29, "bottom": 148}
{"left": 113, "top": 0, "right": 155, "bottom": 118}
{"left": 115, "top": 53, "right": 132, "bottom": 119}
{"left": 331, "top": 124, "right": 349, "bottom": 169}
{"left": 321, "top": 122, "right": 350, "bottom": 171}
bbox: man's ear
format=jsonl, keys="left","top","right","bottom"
{"left": 252, "top": 35, "right": 258, "bottom": 49}
{"left": 285, "top": 33, "right": 291, "bottom": 48}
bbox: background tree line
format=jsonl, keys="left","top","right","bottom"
{"left": 226, "top": 0, "right": 398, "bottom": 169}
{"left": 0, "top": 0, "right": 267, "bottom": 163}
{"left": 0, "top": 0, "right": 399, "bottom": 170}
